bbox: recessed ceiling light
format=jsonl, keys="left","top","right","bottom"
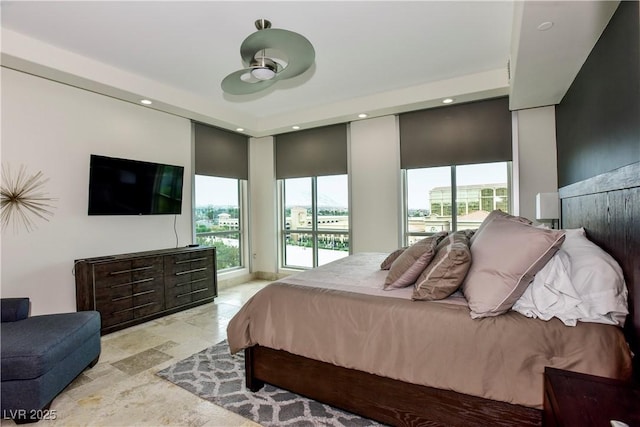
{"left": 442, "top": 98, "right": 454, "bottom": 104}
{"left": 292, "top": 125, "right": 300, "bottom": 130}
{"left": 140, "top": 99, "right": 152, "bottom": 105}
{"left": 358, "top": 113, "right": 368, "bottom": 118}
{"left": 236, "top": 128, "right": 244, "bottom": 132}
{"left": 537, "top": 21, "right": 553, "bottom": 31}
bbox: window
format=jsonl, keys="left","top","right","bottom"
{"left": 194, "top": 175, "right": 244, "bottom": 271}
{"left": 405, "top": 161, "right": 511, "bottom": 245}
{"left": 192, "top": 121, "right": 247, "bottom": 272}
{"left": 281, "top": 174, "right": 349, "bottom": 269}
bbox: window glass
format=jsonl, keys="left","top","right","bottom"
{"left": 407, "top": 166, "right": 452, "bottom": 235}
{"left": 284, "top": 232, "right": 314, "bottom": 268}
{"left": 317, "top": 175, "right": 349, "bottom": 231}
{"left": 317, "top": 175, "right": 349, "bottom": 264}
{"left": 194, "top": 175, "right": 242, "bottom": 270}
{"left": 283, "top": 177, "right": 312, "bottom": 267}
{"left": 282, "top": 175, "right": 349, "bottom": 269}
{"left": 405, "top": 162, "right": 510, "bottom": 244}
{"left": 456, "top": 162, "right": 510, "bottom": 230}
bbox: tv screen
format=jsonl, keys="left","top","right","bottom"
{"left": 88, "top": 155, "right": 184, "bottom": 215}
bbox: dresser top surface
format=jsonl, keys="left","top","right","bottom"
{"left": 76, "top": 246, "right": 213, "bottom": 264}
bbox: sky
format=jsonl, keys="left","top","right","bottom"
{"left": 195, "top": 175, "right": 239, "bottom": 206}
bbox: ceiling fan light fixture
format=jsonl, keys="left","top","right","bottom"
{"left": 251, "top": 67, "right": 276, "bottom": 81}
{"left": 221, "top": 18, "right": 315, "bottom": 95}
{"left": 250, "top": 57, "right": 278, "bottom": 80}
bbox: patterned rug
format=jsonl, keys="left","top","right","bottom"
{"left": 156, "top": 340, "right": 383, "bottom": 426}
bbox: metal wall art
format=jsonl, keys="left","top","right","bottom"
{"left": 0, "top": 164, "right": 56, "bottom": 232}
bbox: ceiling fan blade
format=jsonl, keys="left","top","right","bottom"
{"left": 240, "top": 28, "right": 315, "bottom": 79}
{"left": 221, "top": 69, "right": 277, "bottom": 95}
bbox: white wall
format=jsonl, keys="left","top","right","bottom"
{"left": 514, "top": 106, "right": 558, "bottom": 222}
{"left": 350, "top": 116, "right": 402, "bottom": 252}
{"left": 1, "top": 69, "right": 192, "bottom": 315}
{"left": 248, "top": 136, "right": 278, "bottom": 276}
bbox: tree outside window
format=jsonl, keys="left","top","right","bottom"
{"left": 194, "top": 175, "right": 243, "bottom": 271}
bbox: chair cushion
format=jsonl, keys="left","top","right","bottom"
{"left": 1, "top": 311, "right": 100, "bottom": 381}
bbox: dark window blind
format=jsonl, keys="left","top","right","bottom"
{"left": 399, "top": 97, "right": 512, "bottom": 169}
{"left": 275, "top": 124, "right": 348, "bottom": 179}
{"left": 194, "top": 122, "right": 248, "bottom": 180}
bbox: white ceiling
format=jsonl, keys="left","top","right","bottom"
{"left": 0, "top": 1, "right": 619, "bottom": 137}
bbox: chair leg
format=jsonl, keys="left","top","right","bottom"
{"left": 87, "top": 355, "right": 100, "bottom": 369}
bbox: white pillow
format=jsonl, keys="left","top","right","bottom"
{"left": 513, "top": 228, "right": 629, "bottom": 326}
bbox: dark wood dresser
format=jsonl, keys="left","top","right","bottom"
{"left": 75, "top": 247, "right": 217, "bottom": 334}
{"left": 543, "top": 367, "right": 640, "bottom": 427}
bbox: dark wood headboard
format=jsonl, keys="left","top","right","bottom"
{"left": 559, "top": 161, "right": 639, "bottom": 380}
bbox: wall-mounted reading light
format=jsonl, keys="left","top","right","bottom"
{"left": 536, "top": 192, "right": 560, "bottom": 229}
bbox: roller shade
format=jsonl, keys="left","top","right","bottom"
{"left": 194, "top": 122, "right": 248, "bottom": 179}
{"left": 275, "top": 124, "right": 348, "bottom": 179}
{"left": 399, "top": 97, "right": 512, "bottom": 169}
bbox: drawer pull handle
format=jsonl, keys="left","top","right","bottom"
{"left": 133, "top": 289, "right": 155, "bottom": 298}
{"left": 112, "top": 302, "right": 156, "bottom": 314}
{"left": 173, "top": 277, "right": 208, "bottom": 288}
{"left": 110, "top": 277, "right": 155, "bottom": 289}
{"left": 177, "top": 288, "right": 208, "bottom": 298}
{"left": 174, "top": 257, "right": 207, "bottom": 265}
{"left": 175, "top": 267, "right": 207, "bottom": 276}
{"left": 110, "top": 266, "right": 155, "bottom": 275}
{"left": 111, "top": 290, "right": 156, "bottom": 303}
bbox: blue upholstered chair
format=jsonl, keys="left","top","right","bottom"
{"left": 1, "top": 298, "right": 101, "bottom": 423}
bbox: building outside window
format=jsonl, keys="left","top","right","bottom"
{"left": 405, "top": 161, "right": 511, "bottom": 245}
{"left": 194, "top": 175, "right": 244, "bottom": 271}
{"left": 281, "top": 174, "right": 349, "bottom": 269}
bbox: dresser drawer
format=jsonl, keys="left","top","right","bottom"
{"left": 93, "top": 257, "right": 162, "bottom": 288}
{"left": 95, "top": 279, "right": 132, "bottom": 310}
{"left": 98, "top": 298, "right": 134, "bottom": 328}
{"left": 93, "top": 260, "right": 133, "bottom": 288}
{"left": 165, "top": 284, "right": 193, "bottom": 308}
{"left": 131, "top": 256, "right": 163, "bottom": 278}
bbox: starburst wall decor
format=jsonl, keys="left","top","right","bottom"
{"left": 1, "top": 164, "right": 57, "bottom": 232}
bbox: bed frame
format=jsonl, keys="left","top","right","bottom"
{"left": 244, "top": 161, "right": 639, "bottom": 427}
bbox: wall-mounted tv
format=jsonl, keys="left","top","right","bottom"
{"left": 88, "top": 155, "right": 184, "bottom": 215}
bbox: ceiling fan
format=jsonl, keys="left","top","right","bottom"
{"left": 221, "top": 19, "right": 315, "bottom": 95}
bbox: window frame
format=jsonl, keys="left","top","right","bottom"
{"left": 193, "top": 175, "right": 247, "bottom": 272}
{"left": 279, "top": 175, "right": 350, "bottom": 270}
{"left": 403, "top": 162, "right": 512, "bottom": 245}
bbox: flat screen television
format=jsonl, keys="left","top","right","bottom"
{"left": 88, "top": 154, "right": 184, "bottom": 215}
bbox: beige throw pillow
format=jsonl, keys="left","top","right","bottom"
{"left": 384, "top": 233, "right": 446, "bottom": 290}
{"left": 380, "top": 247, "right": 407, "bottom": 270}
{"left": 412, "top": 232, "right": 471, "bottom": 301}
{"left": 470, "top": 209, "right": 532, "bottom": 246}
{"left": 462, "top": 216, "right": 565, "bottom": 318}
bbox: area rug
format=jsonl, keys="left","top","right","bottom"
{"left": 156, "top": 340, "right": 384, "bottom": 426}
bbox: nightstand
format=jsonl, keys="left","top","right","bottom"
{"left": 544, "top": 367, "right": 640, "bottom": 427}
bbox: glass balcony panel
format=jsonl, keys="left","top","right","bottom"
{"left": 284, "top": 232, "right": 314, "bottom": 268}
{"left": 317, "top": 233, "right": 349, "bottom": 266}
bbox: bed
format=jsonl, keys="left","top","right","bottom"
{"left": 227, "top": 162, "right": 639, "bottom": 427}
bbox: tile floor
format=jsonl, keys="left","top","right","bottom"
{"left": 1, "top": 280, "right": 270, "bottom": 427}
